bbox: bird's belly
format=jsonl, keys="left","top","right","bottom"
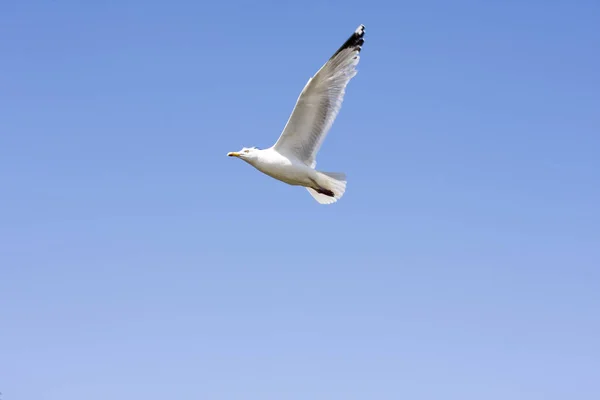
{"left": 254, "top": 162, "right": 313, "bottom": 186}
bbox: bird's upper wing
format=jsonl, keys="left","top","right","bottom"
{"left": 272, "top": 24, "right": 365, "bottom": 167}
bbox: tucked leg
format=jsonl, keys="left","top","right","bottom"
{"left": 315, "top": 187, "right": 335, "bottom": 197}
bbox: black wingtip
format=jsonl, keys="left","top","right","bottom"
{"left": 330, "top": 24, "right": 366, "bottom": 60}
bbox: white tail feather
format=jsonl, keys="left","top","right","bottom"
{"left": 306, "top": 171, "right": 347, "bottom": 204}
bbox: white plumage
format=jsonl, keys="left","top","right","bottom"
{"left": 228, "top": 24, "right": 365, "bottom": 204}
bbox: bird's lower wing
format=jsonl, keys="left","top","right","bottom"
{"left": 273, "top": 24, "right": 365, "bottom": 168}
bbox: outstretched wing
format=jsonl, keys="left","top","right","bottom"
{"left": 273, "top": 24, "right": 365, "bottom": 167}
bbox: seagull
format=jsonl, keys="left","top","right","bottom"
{"left": 228, "top": 24, "right": 366, "bottom": 204}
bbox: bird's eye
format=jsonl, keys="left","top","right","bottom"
{"left": 244, "top": 149, "right": 249, "bottom": 153}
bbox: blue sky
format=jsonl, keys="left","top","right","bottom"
{"left": 1, "top": 0, "right": 599, "bottom": 399}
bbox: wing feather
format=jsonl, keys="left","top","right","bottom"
{"left": 273, "top": 25, "right": 365, "bottom": 167}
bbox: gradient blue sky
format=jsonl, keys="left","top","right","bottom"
{"left": 1, "top": 1, "right": 599, "bottom": 399}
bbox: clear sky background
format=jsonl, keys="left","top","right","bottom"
{"left": 1, "top": 1, "right": 599, "bottom": 399}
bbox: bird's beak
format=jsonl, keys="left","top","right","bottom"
{"left": 227, "top": 152, "right": 240, "bottom": 157}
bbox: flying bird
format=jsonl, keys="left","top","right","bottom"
{"left": 228, "top": 24, "right": 365, "bottom": 204}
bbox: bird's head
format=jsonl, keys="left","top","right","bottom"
{"left": 227, "top": 147, "right": 259, "bottom": 162}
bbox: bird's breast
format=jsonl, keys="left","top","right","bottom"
{"left": 252, "top": 154, "right": 313, "bottom": 186}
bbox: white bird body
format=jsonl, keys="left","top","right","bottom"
{"left": 250, "top": 148, "right": 317, "bottom": 187}
{"left": 228, "top": 24, "right": 365, "bottom": 204}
